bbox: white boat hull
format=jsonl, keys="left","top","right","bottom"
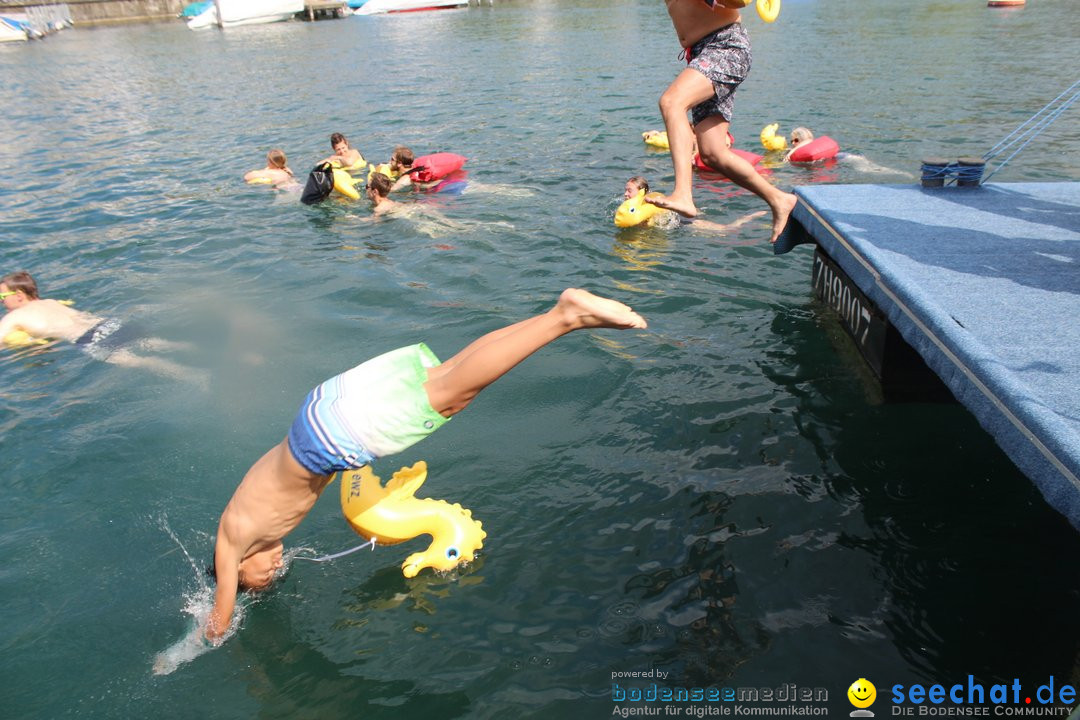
{"left": 354, "top": 0, "right": 468, "bottom": 16}
{"left": 188, "top": 0, "right": 304, "bottom": 29}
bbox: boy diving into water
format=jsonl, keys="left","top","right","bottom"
{"left": 647, "top": 0, "right": 796, "bottom": 243}
{"left": 205, "top": 288, "right": 647, "bottom": 641}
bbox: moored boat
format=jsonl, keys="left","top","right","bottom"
{"left": 353, "top": 0, "right": 468, "bottom": 16}
{"left": 187, "top": 0, "right": 304, "bottom": 29}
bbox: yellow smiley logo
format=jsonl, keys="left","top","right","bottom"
{"left": 847, "top": 678, "right": 877, "bottom": 708}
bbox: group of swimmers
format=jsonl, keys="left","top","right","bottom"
{"left": 243, "top": 133, "right": 440, "bottom": 217}
{"left": 6, "top": 1, "right": 804, "bottom": 651}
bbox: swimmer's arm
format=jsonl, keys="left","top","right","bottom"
{"left": 206, "top": 540, "right": 240, "bottom": 642}
{"left": 0, "top": 313, "right": 21, "bottom": 339}
{"left": 390, "top": 175, "right": 413, "bottom": 192}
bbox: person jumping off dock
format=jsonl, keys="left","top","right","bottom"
{"left": 646, "top": 0, "right": 796, "bottom": 244}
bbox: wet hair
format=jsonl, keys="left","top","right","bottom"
{"left": 368, "top": 172, "right": 392, "bottom": 198}
{"left": 791, "top": 127, "right": 814, "bottom": 145}
{"left": 391, "top": 145, "right": 414, "bottom": 167}
{"left": 266, "top": 149, "right": 288, "bottom": 171}
{"left": 330, "top": 132, "right": 347, "bottom": 147}
{"left": 206, "top": 548, "right": 258, "bottom": 592}
{"left": 1, "top": 270, "right": 39, "bottom": 299}
{"left": 627, "top": 176, "right": 649, "bottom": 194}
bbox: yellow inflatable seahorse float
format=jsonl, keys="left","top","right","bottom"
{"left": 339, "top": 461, "right": 486, "bottom": 578}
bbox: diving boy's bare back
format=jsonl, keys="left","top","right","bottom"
{"left": 206, "top": 289, "right": 647, "bottom": 641}
{"left": 664, "top": 0, "right": 741, "bottom": 47}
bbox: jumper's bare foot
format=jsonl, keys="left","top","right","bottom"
{"left": 770, "top": 192, "right": 798, "bottom": 244}
{"left": 645, "top": 192, "right": 698, "bottom": 219}
{"left": 557, "top": 289, "right": 648, "bottom": 330}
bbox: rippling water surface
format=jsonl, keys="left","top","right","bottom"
{"left": 2, "top": 1, "right": 1079, "bottom": 717}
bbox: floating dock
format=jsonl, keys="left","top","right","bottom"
{"left": 776, "top": 182, "right": 1080, "bottom": 529}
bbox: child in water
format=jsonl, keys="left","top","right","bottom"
{"left": 623, "top": 176, "right": 765, "bottom": 233}
{"left": 243, "top": 149, "right": 297, "bottom": 188}
{"left": 204, "top": 288, "right": 647, "bottom": 641}
{"left": 646, "top": 0, "right": 796, "bottom": 243}
{"left": 322, "top": 132, "right": 366, "bottom": 170}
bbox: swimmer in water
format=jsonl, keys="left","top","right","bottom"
{"left": 0, "top": 271, "right": 205, "bottom": 384}
{"left": 645, "top": 0, "right": 797, "bottom": 243}
{"left": 782, "top": 126, "right": 911, "bottom": 176}
{"left": 622, "top": 176, "right": 766, "bottom": 233}
{"left": 366, "top": 172, "right": 399, "bottom": 217}
{"left": 243, "top": 149, "right": 297, "bottom": 188}
{"left": 203, "top": 288, "right": 648, "bottom": 642}
{"left": 322, "top": 132, "right": 366, "bottom": 170}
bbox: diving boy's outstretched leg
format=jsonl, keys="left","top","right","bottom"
{"left": 423, "top": 289, "right": 647, "bottom": 417}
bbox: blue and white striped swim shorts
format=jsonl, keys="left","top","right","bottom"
{"left": 287, "top": 343, "right": 450, "bottom": 475}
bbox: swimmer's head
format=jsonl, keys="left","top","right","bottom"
{"left": 266, "top": 149, "right": 288, "bottom": 169}
{"left": 367, "top": 172, "right": 393, "bottom": 200}
{"left": 390, "top": 145, "right": 414, "bottom": 170}
{"left": 790, "top": 127, "right": 814, "bottom": 146}
{"left": 625, "top": 176, "right": 649, "bottom": 200}
{"left": 330, "top": 132, "right": 349, "bottom": 154}
{"left": 1, "top": 270, "right": 39, "bottom": 305}
{"left": 207, "top": 541, "right": 285, "bottom": 592}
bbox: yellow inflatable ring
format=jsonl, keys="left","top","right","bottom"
{"left": 757, "top": 0, "right": 780, "bottom": 23}
{"left": 245, "top": 176, "right": 273, "bottom": 185}
{"left": 339, "top": 461, "right": 486, "bottom": 578}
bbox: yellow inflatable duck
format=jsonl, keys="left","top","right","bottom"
{"left": 615, "top": 189, "right": 665, "bottom": 228}
{"left": 339, "top": 461, "right": 486, "bottom": 578}
{"left": 760, "top": 123, "right": 788, "bottom": 151}
{"left": 642, "top": 130, "right": 670, "bottom": 151}
{"left": 757, "top": 0, "right": 780, "bottom": 23}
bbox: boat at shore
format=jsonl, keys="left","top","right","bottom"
{"left": 187, "top": 0, "right": 304, "bottom": 29}
{"left": 0, "top": 15, "right": 29, "bottom": 42}
{"left": 353, "top": 0, "right": 468, "bottom": 16}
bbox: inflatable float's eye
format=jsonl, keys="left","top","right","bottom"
{"left": 445, "top": 546, "right": 460, "bottom": 560}
{"left": 629, "top": 207, "right": 636, "bottom": 214}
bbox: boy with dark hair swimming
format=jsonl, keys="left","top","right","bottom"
{"left": 205, "top": 288, "right": 648, "bottom": 641}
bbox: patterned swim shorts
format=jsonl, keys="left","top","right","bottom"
{"left": 686, "top": 22, "right": 753, "bottom": 126}
{"left": 287, "top": 343, "right": 450, "bottom": 476}
{"left": 74, "top": 318, "right": 145, "bottom": 361}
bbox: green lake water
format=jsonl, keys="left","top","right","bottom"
{"left": 2, "top": 1, "right": 1079, "bottom": 717}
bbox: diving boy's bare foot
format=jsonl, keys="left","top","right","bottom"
{"left": 644, "top": 192, "right": 698, "bottom": 219}
{"left": 557, "top": 289, "right": 648, "bottom": 330}
{"left": 770, "top": 192, "right": 798, "bottom": 244}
